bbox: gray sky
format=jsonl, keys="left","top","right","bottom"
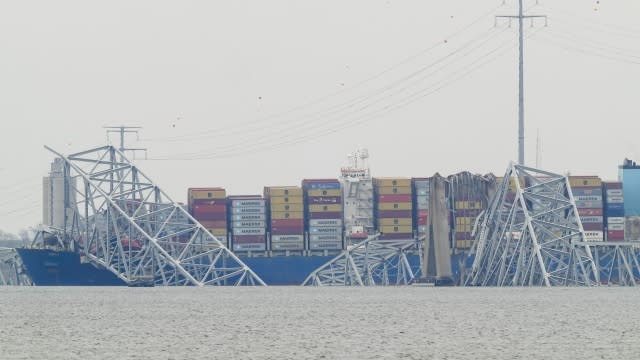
{"left": 1, "top": 0, "right": 639, "bottom": 234}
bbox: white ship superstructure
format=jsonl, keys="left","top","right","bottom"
{"left": 339, "top": 149, "right": 374, "bottom": 243}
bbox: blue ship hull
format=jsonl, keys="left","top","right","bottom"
{"left": 15, "top": 248, "right": 464, "bottom": 286}
{"left": 16, "top": 248, "right": 124, "bottom": 286}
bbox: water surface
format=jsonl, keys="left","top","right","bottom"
{"left": 1, "top": 287, "right": 638, "bottom": 359}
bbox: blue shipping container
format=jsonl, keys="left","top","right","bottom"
{"left": 304, "top": 182, "right": 341, "bottom": 190}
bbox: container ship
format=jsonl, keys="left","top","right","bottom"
{"left": 15, "top": 152, "right": 640, "bottom": 286}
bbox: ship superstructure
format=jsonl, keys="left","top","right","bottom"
{"left": 339, "top": 149, "right": 374, "bottom": 244}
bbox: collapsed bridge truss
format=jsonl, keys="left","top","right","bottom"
{"left": 301, "top": 234, "right": 422, "bottom": 286}
{"left": 466, "top": 163, "right": 600, "bottom": 287}
{"left": 47, "top": 145, "right": 265, "bottom": 286}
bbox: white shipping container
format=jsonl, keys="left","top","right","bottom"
{"left": 415, "top": 189, "right": 429, "bottom": 196}
{"left": 608, "top": 224, "right": 625, "bottom": 231}
{"left": 231, "top": 199, "right": 266, "bottom": 207}
{"left": 232, "top": 227, "right": 266, "bottom": 236}
{"left": 606, "top": 189, "right": 623, "bottom": 197}
{"left": 232, "top": 221, "right": 266, "bottom": 228}
{"left": 574, "top": 195, "right": 603, "bottom": 202}
{"left": 232, "top": 207, "right": 265, "bottom": 214}
{"left": 580, "top": 216, "right": 603, "bottom": 223}
{"left": 310, "top": 226, "right": 341, "bottom": 234}
{"left": 413, "top": 180, "right": 430, "bottom": 188}
{"left": 606, "top": 196, "right": 624, "bottom": 204}
{"left": 417, "top": 225, "right": 427, "bottom": 233}
{"left": 309, "top": 241, "right": 343, "bottom": 250}
{"left": 575, "top": 200, "right": 603, "bottom": 208}
{"left": 231, "top": 214, "right": 266, "bottom": 221}
{"left": 583, "top": 231, "right": 604, "bottom": 241}
{"left": 271, "top": 235, "right": 304, "bottom": 242}
{"left": 310, "top": 234, "right": 342, "bottom": 242}
{"left": 309, "top": 219, "right": 343, "bottom": 227}
{"left": 607, "top": 217, "right": 625, "bottom": 224}
{"left": 271, "top": 241, "right": 304, "bottom": 250}
{"left": 233, "top": 243, "right": 266, "bottom": 251}
{"left": 416, "top": 195, "right": 429, "bottom": 207}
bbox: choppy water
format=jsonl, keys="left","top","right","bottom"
{"left": 1, "top": 287, "right": 639, "bottom": 359}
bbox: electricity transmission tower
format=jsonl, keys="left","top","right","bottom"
{"left": 496, "top": 0, "right": 547, "bottom": 165}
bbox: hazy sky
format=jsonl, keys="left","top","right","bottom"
{"left": 1, "top": 0, "right": 638, "bottom": 233}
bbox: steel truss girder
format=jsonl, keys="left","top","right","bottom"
{"left": 466, "top": 163, "right": 599, "bottom": 287}
{"left": 586, "top": 242, "right": 640, "bottom": 286}
{"left": 0, "top": 248, "right": 31, "bottom": 286}
{"left": 301, "top": 234, "right": 421, "bottom": 286}
{"left": 46, "top": 145, "right": 265, "bottom": 286}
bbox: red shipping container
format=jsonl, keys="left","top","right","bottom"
{"left": 607, "top": 230, "right": 624, "bottom": 240}
{"left": 417, "top": 209, "right": 428, "bottom": 217}
{"left": 603, "top": 182, "right": 623, "bottom": 189}
{"left": 192, "top": 204, "right": 226, "bottom": 214}
{"left": 455, "top": 209, "right": 483, "bottom": 217}
{"left": 455, "top": 232, "right": 473, "bottom": 240}
{"left": 417, "top": 216, "right": 428, "bottom": 225}
{"left": 583, "top": 223, "right": 604, "bottom": 231}
{"left": 307, "top": 211, "right": 342, "bottom": 219}
{"left": 379, "top": 233, "right": 413, "bottom": 240}
{"left": 578, "top": 208, "right": 603, "bottom": 216}
{"left": 233, "top": 235, "right": 266, "bottom": 244}
{"left": 193, "top": 212, "right": 227, "bottom": 221}
{"left": 307, "top": 196, "right": 341, "bottom": 204}
{"left": 271, "top": 219, "right": 304, "bottom": 227}
{"left": 200, "top": 220, "right": 227, "bottom": 228}
{"left": 270, "top": 226, "right": 304, "bottom": 235}
{"left": 378, "top": 194, "right": 412, "bottom": 203}
{"left": 378, "top": 210, "right": 412, "bottom": 218}
{"left": 189, "top": 198, "right": 226, "bottom": 207}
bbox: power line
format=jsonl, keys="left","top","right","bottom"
{"left": 146, "top": 28, "right": 512, "bottom": 159}
{"left": 143, "top": 29, "right": 530, "bottom": 161}
{"left": 141, "top": 2, "right": 507, "bottom": 143}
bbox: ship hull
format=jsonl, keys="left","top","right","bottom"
{"left": 15, "top": 248, "right": 460, "bottom": 286}
{"left": 16, "top": 248, "right": 124, "bottom": 286}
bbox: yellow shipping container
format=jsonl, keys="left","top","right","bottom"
{"left": 455, "top": 217, "right": 474, "bottom": 225}
{"left": 456, "top": 240, "right": 472, "bottom": 249}
{"left": 208, "top": 228, "right": 228, "bottom": 236}
{"left": 270, "top": 203, "right": 304, "bottom": 212}
{"left": 569, "top": 177, "right": 602, "bottom": 188}
{"left": 269, "top": 196, "right": 303, "bottom": 205}
{"left": 496, "top": 177, "right": 525, "bottom": 192}
{"left": 455, "top": 224, "right": 473, "bottom": 233}
{"left": 378, "top": 202, "right": 412, "bottom": 211}
{"left": 374, "top": 178, "right": 411, "bottom": 187}
{"left": 455, "top": 201, "right": 483, "bottom": 209}
{"left": 308, "top": 204, "right": 342, "bottom": 212}
{"left": 307, "top": 189, "right": 342, "bottom": 197}
{"left": 379, "top": 225, "right": 413, "bottom": 233}
{"left": 376, "top": 186, "right": 411, "bottom": 195}
{"left": 189, "top": 189, "right": 226, "bottom": 200}
{"left": 379, "top": 218, "right": 413, "bottom": 226}
{"left": 270, "top": 211, "right": 304, "bottom": 220}
{"left": 267, "top": 187, "right": 303, "bottom": 197}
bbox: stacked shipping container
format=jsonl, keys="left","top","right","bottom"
{"left": 188, "top": 187, "right": 228, "bottom": 246}
{"left": 228, "top": 195, "right": 267, "bottom": 251}
{"left": 570, "top": 176, "right": 604, "bottom": 241}
{"left": 303, "top": 179, "right": 343, "bottom": 250}
{"left": 373, "top": 178, "right": 414, "bottom": 240}
{"left": 603, "top": 182, "right": 625, "bottom": 241}
{"left": 265, "top": 186, "right": 305, "bottom": 250}
{"left": 449, "top": 173, "right": 488, "bottom": 249}
{"left": 412, "top": 178, "right": 430, "bottom": 239}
